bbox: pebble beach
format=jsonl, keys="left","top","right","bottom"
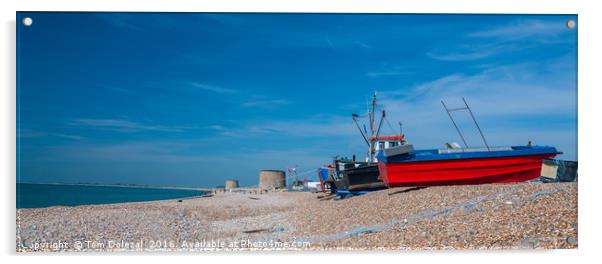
{"left": 16, "top": 182, "right": 577, "bottom": 252}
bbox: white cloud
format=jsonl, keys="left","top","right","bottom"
{"left": 197, "top": 13, "right": 245, "bottom": 27}
{"left": 208, "top": 125, "right": 226, "bottom": 130}
{"left": 189, "top": 82, "right": 291, "bottom": 110}
{"left": 366, "top": 70, "right": 414, "bottom": 77}
{"left": 428, "top": 19, "right": 573, "bottom": 61}
{"left": 97, "top": 14, "right": 145, "bottom": 31}
{"left": 18, "top": 129, "right": 84, "bottom": 140}
{"left": 426, "top": 45, "right": 512, "bottom": 61}
{"left": 190, "top": 82, "right": 238, "bottom": 94}
{"left": 203, "top": 115, "right": 359, "bottom": 140}
{"left": 355, "top": 41, "right": 371, "bottom": 50}
{"left": 207, "top": 124, "right": 246, "bottom": 137}
{"left": 468, "top": 19, "right": 570, "bottom": 40}
{"left": 244, "top": 116, "right": 359, "bottom": 138}
{"left": 324, "top": 37, "right": 335, "bottom": 49}
{"left": 70, "top": 118, "right": 186, "bottom": 132}
{"left": 241, "top": 99, "right": 290, "bottom": 108}
{"left": 381, "top": 61, "right": 575, "bottom": 119}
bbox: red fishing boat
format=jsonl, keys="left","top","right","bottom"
{"left": 377, "top": 145, "right": 561, "bottom": 187}
{"left": 376, "top": 97, "right": 561, "bottom": 187}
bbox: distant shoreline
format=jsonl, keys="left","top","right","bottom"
{"left": 17, "top": 182, "right": 215, "bottom": 191}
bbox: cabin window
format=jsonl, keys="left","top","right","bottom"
{"left": 390, "top": 141, "right": 398, "bottom": 147}
{"left": 378, "top": 142, "right": 385, "bottom": 150}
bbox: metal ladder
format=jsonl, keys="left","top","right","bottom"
{"left": 441, "top": 97, "right": 491, "bottom": 151}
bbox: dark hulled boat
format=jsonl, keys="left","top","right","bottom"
{"left": 339, "top": 163, "right": 385, "bottom": 191}
{"left": 331, "top": 160, "right": 385, "bottom": 191}
{"left": 321, "top": 93, "right": 403, "bottom": 192}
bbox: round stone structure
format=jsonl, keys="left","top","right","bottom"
{"left": 225, "top": 179, "right": 239, "bottom": 189}
{"left": 259, "top": 170, "right": 286, "bottom": 190}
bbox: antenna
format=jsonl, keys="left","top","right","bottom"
{"left": 352, "top": 114, "right": 369, "bottom": 146}
{"left": 441, "top": 97, "right": 490, "bottom": 150}
{"left": 462, "top": 97, "right": 490, "bottom": 150}
{"left": 441, "top": 100, "right": 468, "bottom": 148}
{"left": 375, "top": 109, "right": 385, "bottom": 139}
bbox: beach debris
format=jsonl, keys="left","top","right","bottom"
{"left": 271, "top": 226, "right": 286, "bottom": 233}
{"left": 347, "top": 226, "right": 378, "bottom": 237}
{"left": 317, "top": 194, "right": 336, "bottom": 200}
{"left": 566, "top": 236, "right": 576, "bottom": 245}
{"left": 242, "top": 228, "right": 271, "bottom": 234}
{"left": 335, "top": 189, "right": 374, "bottom": 196}
{"left": 334, "top": 194, "right": 352, "bottom": 201}
{"left": 248, "top": 197, "right": 260, "bottom": 200}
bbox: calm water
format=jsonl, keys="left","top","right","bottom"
{"left": 17, "top": 183, "right": 205, "bottom": 208}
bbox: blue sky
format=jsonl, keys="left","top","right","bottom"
{"left": 17, "top": 13, "right": 577, "bottom": 188}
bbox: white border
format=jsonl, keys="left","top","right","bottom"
{"left": 2, "top": 0, "right": 601, "bottom": 263}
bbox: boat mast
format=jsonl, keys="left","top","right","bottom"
{"left": 368, "top": 92, "right": 376, "bottom": 136}
{"left": 368, "top": 93, "right": 385, "bottom": 162}
{"left": 368, "top": 93, "right": 376, "bottom": 161}
{"left": 352, "top": 92, "right": 386, "bottom": 162}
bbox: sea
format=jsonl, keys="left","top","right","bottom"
{"left": 16, "top": 183, "right": 206, "bottom": 209}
